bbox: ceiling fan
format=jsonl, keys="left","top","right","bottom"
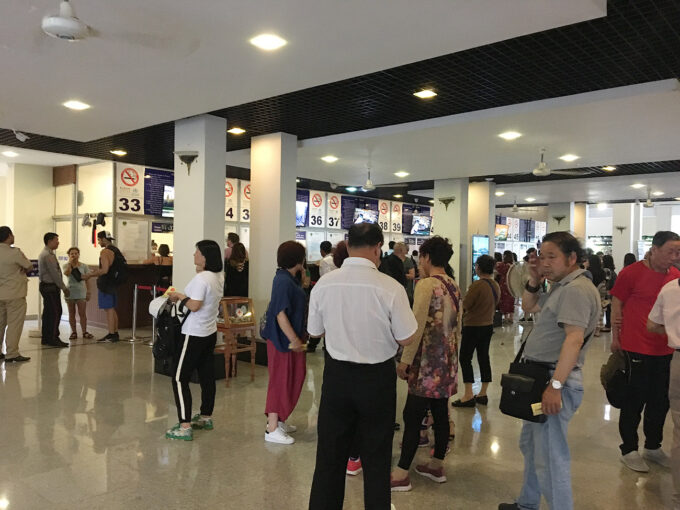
{"left": 511, "top": 148, "right": 595, "bottom": 178}
{"left": 35, "top": 0, "right": 199, "bottom": 55}
{"left": 643, "top": 187, "right": 654, "bottom": 208}
{"left": 342, "top": 160, "right": 407, "bottom": 193}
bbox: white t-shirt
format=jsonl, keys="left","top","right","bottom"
{"left": 308, "top": 257, "right": 418, "bottom": 364}
{"left": 649, "top": 279, "right": 680, "bottom": 349}
{"left": 319, "top": 254, "right": 337, "bottom": 277}
{"left": 181, "top": 270, "right": 224, "bottom": 337}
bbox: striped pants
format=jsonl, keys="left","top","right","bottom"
{"left": 171, "top": 332, "right": 217, "bottom": 423}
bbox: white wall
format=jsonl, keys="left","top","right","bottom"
{"left": 10, "top": 164, "right": 56, "bottom": 316}
{"left": 77, "top": 162, "right": 114, "bottom": 265}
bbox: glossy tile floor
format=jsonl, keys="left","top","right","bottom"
{"left": 0, "top": 320, "right": 674, "bottom": 509}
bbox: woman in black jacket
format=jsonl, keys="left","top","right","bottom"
{"left": 224, "top": 242, "right": 249, "bottom": 297}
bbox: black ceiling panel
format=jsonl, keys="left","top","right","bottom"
{"left": 1, "top": 0, "right": 679, "bottom": 174}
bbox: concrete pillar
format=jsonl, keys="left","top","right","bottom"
{"left": 434, "top": 178, "right": 469, "bottom": 290}
{"left": 573, "top": 203, "right": 587, "bottom": 243}
{"left": 656, "top": 205, "right": 673, "bottom": 232}
{"left": 547, "top": 202, "right": 575, "bottom": 234}
{"left": 173, "top": 114, "right": 227, "bottom": 290}
{"left": 468, "top": 180, "right": 496, "bottom": 265}
{"left": 612, "top": 203, "right": 635, "bottom": 269}
{"left": 249, "top": 133, "right": 298, "bottom": 323}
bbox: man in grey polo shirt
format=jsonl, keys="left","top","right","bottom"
{"left": 499, "top": 232, "right": 600, "bottom": 510}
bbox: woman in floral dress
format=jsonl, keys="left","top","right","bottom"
{"left": 496, "top": 250, "right": 516, "bottom": 323}
{"left": 391, "top": 236, "right": 462, "bottom": 492}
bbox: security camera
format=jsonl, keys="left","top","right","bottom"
{"left": 329, "top": 182, "right": 338, "bottom": 190}
{"left": 174, "top": 151, "right": 199, "bottom": 175}
{"left": 13, "top": 130, "right": 29, "bottom": 143}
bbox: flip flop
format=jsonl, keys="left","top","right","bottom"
{"left": 82, "top": 332, "right": 94, "bottom": 339}
{"left": 69, "top": 333, "right": 77, "bottom": 340}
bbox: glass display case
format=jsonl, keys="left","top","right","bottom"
{"left": 218, "top": 297, "right": 255, "bottom": 328}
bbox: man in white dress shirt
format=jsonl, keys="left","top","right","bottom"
{"left": 307, "top": 223, "right": 417, "bottom": 510}
{"left": 318, "top": 241, "right": 337, "bottom": 277}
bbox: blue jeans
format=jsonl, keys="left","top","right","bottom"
{"left": 516, "top": 369, "right": 584, "bottom": 510}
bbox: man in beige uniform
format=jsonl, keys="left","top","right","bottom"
{"left": 0, "top": 226, "right": 33, "bottom": 362}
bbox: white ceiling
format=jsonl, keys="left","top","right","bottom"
{"left": 0, "top": 145, "right": 94, "bottom": 166}
{"left": 0, "top": 0, "right": 605, "bottom": 141}
{"left": 226, "top": 79, "right": 680, "bottom": 186}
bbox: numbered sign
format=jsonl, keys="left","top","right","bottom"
{"left": 390, "top": 202, "right": 402, "bottom": 233}
{"left": 378, "top": 200, "right": 390, "bottom": 232}
{"left": 116, "top": 163, "right": 144, "bottom": 214}
{"left": 225, "top": 178, "right": 238, "bottom": 222}
{"left": 327, "top": 193, "right": 341, "bottom": 230}
{"left": 309, "top": 190, "right": 326, "bottom": 228}
{"left": 240, "top": 180, "right": 251, "bottom": 223}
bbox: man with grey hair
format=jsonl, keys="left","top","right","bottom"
{"left": 0, "top": 227, "right": 33, "bottom": 362}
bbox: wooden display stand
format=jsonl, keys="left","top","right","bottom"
{"left": 215, "top": 297, "right": 257, "bottom": 387}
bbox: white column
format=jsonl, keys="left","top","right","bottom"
{"left": 656, "top": 205, "right": 673, "bottom": 232}
{"left": 250, "top": 133, "right": 298, "bottom": 323}
{"left": 632, "top": 202, "right": 644, "bottom": 244}
{"left": 434, "top": 178, "right": 469, "bottom": 290}
{"left": 173, "top": 114, "right": 227, "bottom": 290}
{"left": 547, "top": 202, "right": 574, "bottom": 233}
{"left": 573, "top": 203, "right": 587, "bottom": 243}
{"left": 468, "top": 180, "right": 496, "bottom": 263}
{"left": 612, "top": 203, "right": 635, "bottom": 269}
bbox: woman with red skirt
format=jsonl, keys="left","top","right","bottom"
{"left": 261, "top": 241, "right": 308, "bottom": 445}
{"left": 496, "top": 250, "right": 516, "bottom": 323}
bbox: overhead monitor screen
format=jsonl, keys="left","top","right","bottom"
{"left": 410, "top": 214, "right": 432, "bottom": 235}
{"left": 353, "top": 208, "right": 379, "bottom": 224}
{"left": 161, "top": 185, "right": 174, "bottom": 218}
{"left": 295, "top": 200, "right": 309, "bottom": 227}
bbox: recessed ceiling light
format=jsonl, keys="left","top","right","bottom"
{"left": 393, "top": 194, "right": 403, "bottom": 198}
{"left": 413, "top": 89, "right": 437, "bottom": 99}
{"left": 1, "top": 151, "right": 19, "bottom": 158}
{"left": 394, "top": 171, "right": 410, "bottom": 178}
{"left": 631, "top": 183, "right": 646, "bottom": 189}
{"left": 525, "top": 197, "right": 536, "bottom": 202}
{"left": 227, "top": 127, "right": 246, "bottom": 135}
{"left": 110, "top": 149, "right": 127, "bottom": 156}
{"left": 597, "top": 202, "right": 608, "bottom": 210}
{"left": 428, "top": 199, "right": 434, "bottom": 204}
{"left": 495, "top": 191, "right": 505, "bottom": 196}
{"left": 559, "top": 154, "right": 580, "bottom": 162}
{"left": 652, "top": 191, "right": 664, "bottom": 196}
{"left": 296, "top": 178, "right": 301, "bottom": 183}
{"left": 249, "top": 33, "right": 287, "bottom": 51}
{"left": 498, "top": 131, "right": 522, "bottom": 141}
{"left": 602, "top": 166, "right": 616, "bottom": 172}
{"left": 675, "top": 197, "right": 680, "bottom": 201}
{"left": 321, "top": 155, "right": 338, "bottom": 163}
{"left": 63, "top": 100, "right": 90, "bottom": 111}
{"left": 346, "top": 187, "right": 357, "bottom": 192}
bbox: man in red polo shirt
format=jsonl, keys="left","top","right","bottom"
{"left": 611, "top": 230, "right": 680, "bottom": 472}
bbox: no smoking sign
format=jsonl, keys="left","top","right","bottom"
{"left": 312, "top": 193, "right": 323, "bottom": 208}
{"left": 225, "top": 181, "right": 234, "bottom": 197}
{"left": 329, "top": 196, "right": 339, "bottom": 209}
{"left": 243, "top": 184, "right": 251, "bottom": 200}
{"left": 380, "top": 202, "right": 388, "bottom": 215}
{"left": 121, "top": 167, "right": 139, "bottom": 187}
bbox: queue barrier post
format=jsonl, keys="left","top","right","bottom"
{"left": 128, "top": 283, "right": 141, "bottom": 343}
{"left": 145, "top": 285, "right": 158, "bottom": 346}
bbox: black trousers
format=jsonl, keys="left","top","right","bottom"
{"left": 171, "top": 332, "right": 217, "bottom": 423}
{"left": 605, "top": 304, "right": 612, "bottom": 328}
{"left": 459, "top": 325, "right": 494, "bottom": 383}
{"left": 309, "top": 353, "right": 396, "bottom": 510}
{"left": 398, "top": 394, "right": 449, "bottom": 469}
{"left": 39, "top": 283, "right": 62, "bottom": 345}
{"left": 619, "top": 351, "right": 672, "bottom": 455}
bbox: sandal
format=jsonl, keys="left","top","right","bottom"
{"left": 82, "top": 332, "right": 94, "bottom": 339}
{"left": 69, "top": 332, "right": 77, "bottom": 340}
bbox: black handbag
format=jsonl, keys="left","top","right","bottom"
{"left": 499, "top": 337, "right": 551, "bottom": 423}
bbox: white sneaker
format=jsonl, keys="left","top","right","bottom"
{"left": 265, "top": 427, "right": 295, "bottom": 445}
{"left": 621, "top": 451, "right": 650, "bottom": 472}
{"left": 643, "top": 447, "right": 671, "bottom": 468}
{"left": 278, "top": 421, "right": 297, "bottom": 433}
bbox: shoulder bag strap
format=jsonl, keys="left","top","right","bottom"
{"left": 432, "top": 275, "right": 460, "bottom": 312}
{"left": 481, "top": 278, "right": 498, "bottom": 302}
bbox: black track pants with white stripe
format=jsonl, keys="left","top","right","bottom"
{"left": 171, "top": 332, "right": 217, "bottom": 423}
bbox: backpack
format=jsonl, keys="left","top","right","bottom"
{"left": 152, "top": 301, "right": 189, "bottom": 361}
{"left": 107, "top": 245, "right": 128, "bottom": 286}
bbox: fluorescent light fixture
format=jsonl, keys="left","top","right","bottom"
{"left": 652, "top": 191, "right": 664, "bottom": 196}
{"left": 394, "top": 171, "right": 410, "bottom": 178}
{"left": 597, "top": 202, "right": 608, "bottom": 210}
{"left": 63, "top": 100, "right": 90, "bottom": 110}
{"left": 413, "top": 89, "right": 437, "bottom": 99}
{"left": 110, "top": 149, "right": 127, "bottom": 156}
{"left": 495, "top": 191, "right": 505, "bottom": 196}
{"left": 249, "top": 33, "right": 287, "bottom": 51}
{"left": 227, "top": 127, "right": 246, "bottom": 135}
{"left": 630, "top": 183, "right": 646, "bottom": 189}
{"left": 525, "top": 197, "right": 536, "bottom": 202}
{"left": 602, "top": 166, "right": 616, "bottom": 172}
{"left": 559, "top": 154, "right": 580, "bottom": 162}
{"left": 393, "top": 194, "right": 403, "bottom": 198}
{"left": 498, "top": 131, "right": 522, "bottom": 141}
{"left": 1, "top": 151, "right": 19, "bottom": 158}
{"left": 321, "top": 155, "right": 338, "bottom": 163}
{"left": 346, "top": 187, "right": 357, "bottom": 192}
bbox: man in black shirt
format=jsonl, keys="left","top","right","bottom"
{"left": 380, "top": 242, "right": 406, "bottom": 287}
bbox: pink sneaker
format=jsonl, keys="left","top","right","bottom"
{"left": 346, "top": 458, "right": 362, "bottom": 475}
{"left": 390, "top": 475, "right": 412, "bottom": 492}
{"left": 415, "top": 464, "right": 446, "bottom": 483}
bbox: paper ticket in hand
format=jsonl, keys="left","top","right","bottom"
{"left": 532, "top": 401, "right": 562, "bottom": 416}
{"left": 163, "top": 286, "right": 176, "bottom": 296}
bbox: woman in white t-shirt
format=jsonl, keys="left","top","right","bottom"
{"left": 166, "top": 240, "right": 224, "bottom": 441}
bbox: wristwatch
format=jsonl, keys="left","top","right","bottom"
{"left": 550, "top": 378, "right": 563, "bottom": 390}
{"left": 525, "top": 280, "right": 541, "bottom": 293}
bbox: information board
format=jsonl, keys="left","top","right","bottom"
{"left": 295, "top": 230, "right": 307, "bottom": 248}
{"left": 309, "top": 190, "right": 326, "bottom": 228}
{"left": 327, "top": 232, "right": 345, "bottom": 248}
{"left": 327, "top": 193, "right": 342, "bottom": 229}
{"left": 240, "top": 181, "right": 251, "bottom": 223}
{"left": 144, "top": 168, "right": 174, "bottom": 216}
{"left": 307, "top": 231, "right": 326, "bottom": 261}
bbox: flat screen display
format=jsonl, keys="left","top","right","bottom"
{"left": 353, "top": 208, "right": 378, "bottom": 224}
{"left": 410, "top": 214, "right": 431, "bottom": 235}
{"left": 162, "top": 185, "right": 174, "bottom": 218}
{"left": 472, "top": 235, "right": 490, "bottom": 281}
{"left": 295, "top": 200, "right": 309, "bottom": 227}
